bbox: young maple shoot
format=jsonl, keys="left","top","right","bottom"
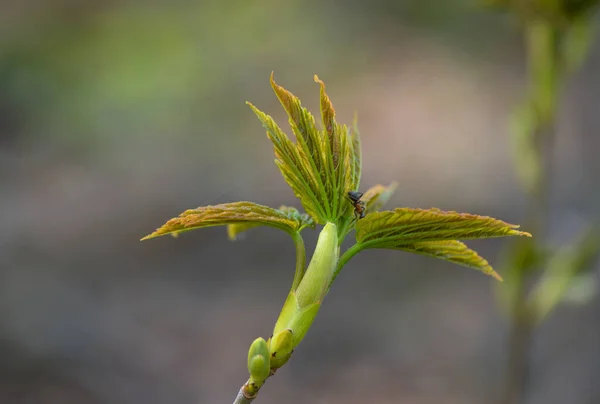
{"left": 142, "top": 73, "right": 531, "bottom": 403}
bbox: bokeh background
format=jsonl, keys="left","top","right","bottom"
{"left": 1, "top": 1, "right": 599, "bottom": 403}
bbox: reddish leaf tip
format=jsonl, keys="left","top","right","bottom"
{"left": 269, "top": 71, "right": 280, "bottom": 90}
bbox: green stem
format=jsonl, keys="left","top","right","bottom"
{"left": 501, "top": 19, "right": 559, "bottom": 404}
{"left": 502, "top": 292, "right": 534, "bottom": 404}
{"left": 290, "top": 232, "right": 306, "bottom": 291}
{"left": 330, "top": 243, "right": 363, "bottom": 285}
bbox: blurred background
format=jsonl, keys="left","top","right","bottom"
{"left": 0, "top": 1, "right": 598, "bottom": 403}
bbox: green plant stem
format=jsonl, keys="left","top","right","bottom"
{"left": 331, "top": 243, "right": 363, "bottom": 285}
{"left": 502, "top": 280, "right": 534, "bottom": 404}
{"left": 501, "top": 20, "right": 559, "bottom": 404}
{"left": 290, "top": 232, "right": 307, "bottom": 291}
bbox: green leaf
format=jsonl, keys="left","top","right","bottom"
{"left": 334, "top": 208, "right": 529, "bottom": 283}
{"left": 141, "top": 202, "right": 314, "bottom": 240}
{"left": 394, "top": 240, "right": 502, "bottom": 281}
{"left": 362, "top": 182, "right": 398, "bottom": 213}
{"left": 356, "top": 208, "right": 531, "bottom": 246}
{"left": 246, "top": 73, "right": 362, "bottom": 225}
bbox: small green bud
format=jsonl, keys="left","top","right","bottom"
{"left": 295, "top": 222, "right": 338, "bottom": 308}
{"left": 247, "top": 337, "right": 270, "bottom": 387}
{"left": 269, "top": 329, "right": 294, "bottom": 369}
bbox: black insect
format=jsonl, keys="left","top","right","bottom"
{"left": 347, "top": 191, "right": 366, "bottom": 220}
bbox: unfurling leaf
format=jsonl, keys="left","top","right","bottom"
{"left": 395, "top": 240, "right": 502, "bottom": 281}
{"left": 247, "top": 73, "right": 362, "bottom": 224}
{"left": 356, "top": 208, "right": 531, "bottom": 246}
{"left": 247, "top": 101, "right": 325, "bottom": 221}
{"left": 141, "top": 202, "right": 314, "bottom": 240}
{"left": 362, "top": 182, "right": 398, "bottom": 213}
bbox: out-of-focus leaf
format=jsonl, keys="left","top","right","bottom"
{"left": 141, "top": 202, "right": 314, "bottom": 240}
{"left": 362, "top": 182, "right": 398, "bottom": 213}
{"left": 561, "top": 272, "right": 597, "bottom": 304}
{"left": 480, "top": 0, "right": 510, "bottom": 9}
{"left": 562, "top": 17, "right": 595, "bottom": 73}
{"left": 227, "top": 223, "right": 263, "bottom": 241}
{"left": 355, "top": 208, "right": 531, "bottom": 246}
{"left": 247, "top": 74, "right": 361, "bottom": 225}
{"left": 529, "top": 227, "right": 600, "bottom": 322}
{"left": 395, "top": 240, "right": 502, "bottom": 280}
{"left": 482, "top": 0, "right": 600, "bottom": 28}
{"left": 563, "top": 0, "right": 600, "bottom": 19}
